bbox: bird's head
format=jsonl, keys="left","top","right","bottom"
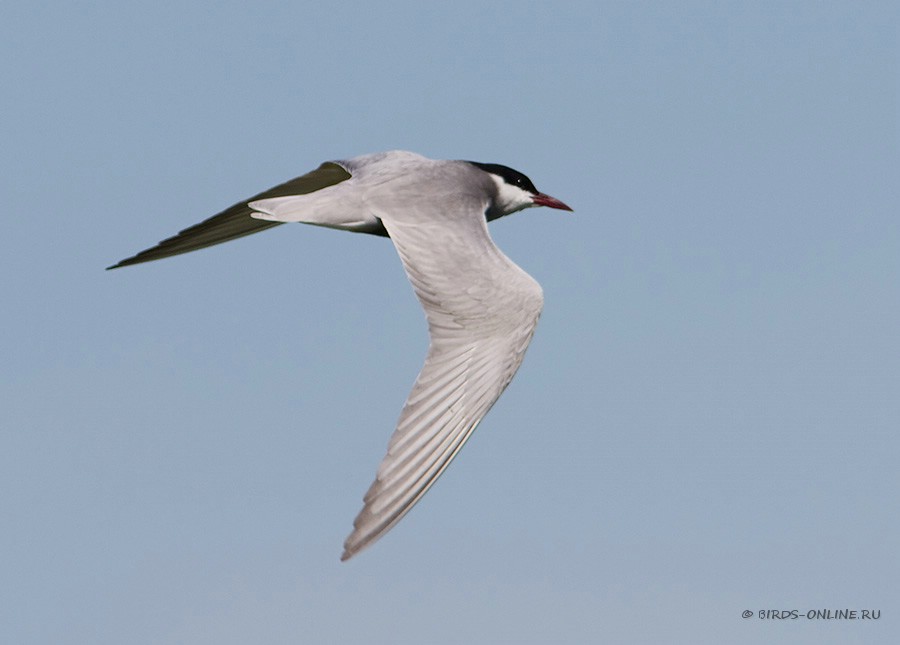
{"left": 468, "top": 161, "right": 573, "bottom": 219}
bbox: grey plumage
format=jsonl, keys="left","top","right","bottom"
{"left": 109, "top": 150, "right": 572, "bottom": 560}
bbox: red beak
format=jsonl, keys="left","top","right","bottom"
{"left": 532, "top": 193, "right": 573, "bottom": 211}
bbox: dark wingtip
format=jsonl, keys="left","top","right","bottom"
{"left": 103, "top": 162, "right": 352, "bottom": 274}
{"left": 106, "top": 256, "right": 139, "bottom": 270}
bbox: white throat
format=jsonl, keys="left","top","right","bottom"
{"left": 487, "top": 173, "right": 536, "bottom": 216}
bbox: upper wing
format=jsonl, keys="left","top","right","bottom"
{"left": 342, "top": 198, "right": 544, "bottom": 560}
{"left": 107, "top": 162, "right": 351, "bottom": 269}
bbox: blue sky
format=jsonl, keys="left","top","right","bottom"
{"left": 2, "top": 2, "right": 897, "bottom": 643}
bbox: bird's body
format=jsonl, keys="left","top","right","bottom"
{"left": 109, "top": 151, "right": 571, "bottom": 560}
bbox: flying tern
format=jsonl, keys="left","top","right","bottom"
{"left": 109, "top": 150, "right": 572, "bottom": 560}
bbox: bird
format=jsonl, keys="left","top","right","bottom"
{"left": 108, "top": 150, "right": 572, "bottom": 560}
